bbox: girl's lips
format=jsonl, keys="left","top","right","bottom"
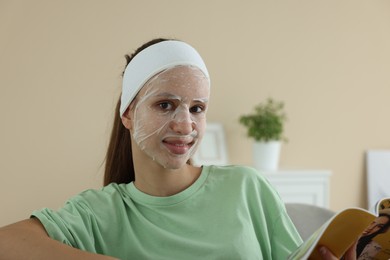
{"left": 162, "top": 139, "right": 194, "bottom": 155}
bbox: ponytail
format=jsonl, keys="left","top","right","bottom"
{"left": 103, "top": 97, "right": 134, "bottom": 186}
{"left": 103, "top": 38, "right": 171, "bottom": 185}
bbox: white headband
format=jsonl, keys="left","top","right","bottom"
{"left": 120, "top": 40, "right": 210, "bottom": 116}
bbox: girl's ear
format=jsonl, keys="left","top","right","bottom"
{"left": 121, "top": 108, "right": 133, "bottom": 130}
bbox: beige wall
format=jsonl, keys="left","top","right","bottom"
{"left": 1, "top": 0, "right": 390, "bottom": 226}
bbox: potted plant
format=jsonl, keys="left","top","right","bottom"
{"left": 239, "top": 98, "right": 287, "bottom": 171}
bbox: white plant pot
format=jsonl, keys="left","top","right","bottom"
{"left": 253, "top": 141, "right": 281, "bottom": 171}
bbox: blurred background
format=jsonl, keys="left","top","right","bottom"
{"left": 1, "top": 0, "right": 390, "bottom": 226}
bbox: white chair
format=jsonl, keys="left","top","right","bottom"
{"left": 285, "top": 203, "right": 335, "bottom": 241}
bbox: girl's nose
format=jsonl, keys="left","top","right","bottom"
{"left": 171, "top": 109, "right": 194, "bottom": 135}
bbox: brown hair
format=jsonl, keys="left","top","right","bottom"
{"left": 103, "top": 38, "right": 172, "bottom": 186}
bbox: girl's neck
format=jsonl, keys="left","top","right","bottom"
{"left": 133, "top": 159, "right": 202, "bottom": 197}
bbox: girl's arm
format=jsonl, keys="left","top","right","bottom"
{"left": 0, "top": 218, "right": 117, "bottom": 260}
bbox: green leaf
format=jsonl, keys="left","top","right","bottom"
{"left": 239, "top": 98, "right": 287, "bottom": 142}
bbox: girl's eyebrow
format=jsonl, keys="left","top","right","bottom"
{"left": 193, "top": 98, "right": 209, "bottom": 103}
{"left": 153, "top": 93, "right": 209, "bottom": 103}
{"left": 154, "top": 93, "right": 181, "bottom": 100}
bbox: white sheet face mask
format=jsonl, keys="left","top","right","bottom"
{"left": 130, "top": 65, "right": 210, "bottom": 169}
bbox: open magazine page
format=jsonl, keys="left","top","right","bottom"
{"left": 354, "top": 198, "right": 390, "bottom": 260}
{"left": 372, "top": 198, "right": 390, "bottom": 215}
{"left": 288, "top": 208, "right": 375, "bottom": 260}
{"left": 288, "top": 224, "right": 326, "bottom": 260}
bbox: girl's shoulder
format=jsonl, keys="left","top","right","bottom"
{"left": 205, "top": 165, "right": 272, "bottom": 190}
{"left": 70, "top": 182, "right": 131, "bottom": 207}
{"left": 206, "top": 164, "right": 266, "bottom": 180}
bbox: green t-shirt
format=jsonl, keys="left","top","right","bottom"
{"left": 32, "top": 165, "right": 302, "bottom": 259}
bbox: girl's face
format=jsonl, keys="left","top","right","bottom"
{"left": 128, "top": 66, "right": 210, "bottom": 169}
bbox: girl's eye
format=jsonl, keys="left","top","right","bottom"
{"left": 190, "top": 105, "right": 204, "bottom": 113}
{"left": 158, "top": 102, "right": 173, "bottom": 110}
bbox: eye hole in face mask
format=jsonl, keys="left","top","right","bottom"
{"left": 156, "top": 101, "right": 174, "bottom": 112}
{"left": 159, "top": 102, "right": 173, "bottom": 110}
{"left": 190, "top": 103, "right": 206, "bottom": 114}
{"left": 154, "top": 99, "right": 207, "bottom": 116}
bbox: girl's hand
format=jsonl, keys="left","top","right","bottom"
{"left": 318, "top": 241, "right": 357, "bottom": 260}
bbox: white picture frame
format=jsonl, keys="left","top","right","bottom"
{"left": 367, "top": 150, "right": 390, "bottom": 210}
{"left": 192, "top": 123, "right": 228, "bottom": 166}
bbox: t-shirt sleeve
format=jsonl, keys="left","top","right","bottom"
{"left": 31, "top": 197, "right": 98, "bottom": 252}
{"left": 270, "top": 208, "right": 303, "bottom": 259}
{"left": 248, "top": 167, "right": 303, "bottom": 259}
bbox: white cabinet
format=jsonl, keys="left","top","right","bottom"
{"left": 264, "top": 170, "right": 331, "bottom": 208}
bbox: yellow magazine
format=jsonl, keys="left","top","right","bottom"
{"left": 288, "top": 198, "right": 390, "bottom": 260}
